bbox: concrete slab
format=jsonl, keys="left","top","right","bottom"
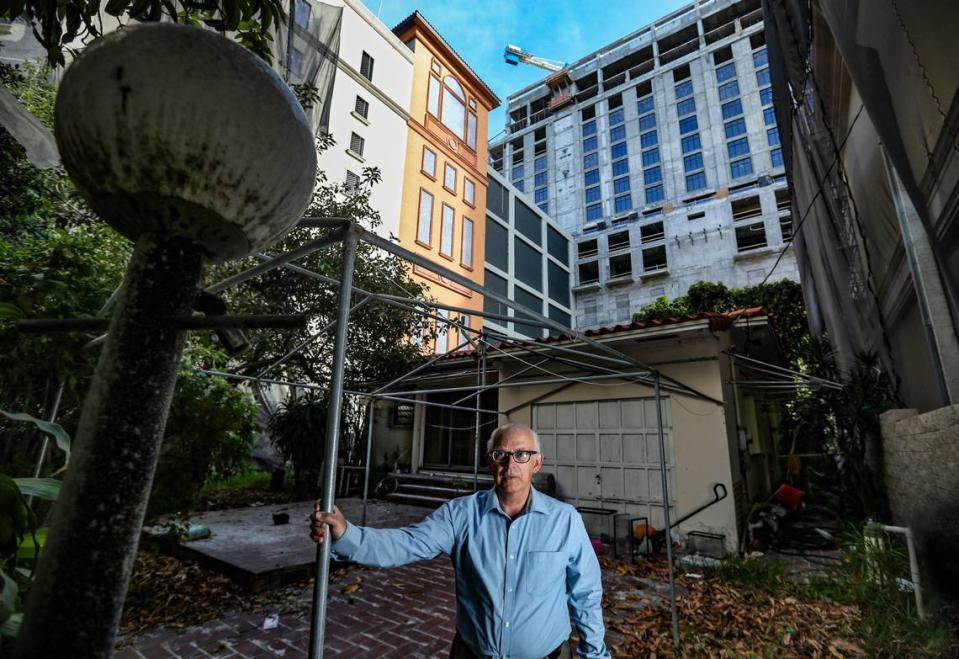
{"left": 145, "top": 499, "right": 433, "bottom": 592}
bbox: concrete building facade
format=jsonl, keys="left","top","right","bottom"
{"left": 490, "top": 0, "right": 799, "bottom": 329}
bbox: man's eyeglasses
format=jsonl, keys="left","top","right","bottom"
{"left": 488, "top": 449, "right": 539, "bottom": 464}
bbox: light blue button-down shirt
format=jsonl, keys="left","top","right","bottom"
{"left": 332, "top": 487, "right": 609, "bottom": 659}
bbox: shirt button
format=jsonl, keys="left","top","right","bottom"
{"left": 509, "top": 554, "right": 514, "bottom": 559}
{"left": 507, "top": 587, "right": 512, "bottom": 592}
{"left": 505, "top": 622, "right": 510, "bottom": 628}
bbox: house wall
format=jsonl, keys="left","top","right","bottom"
{"left": 881, "top": 405, "right": 959, "bottom": 600}
{"left": 495, "top": 335, "right": 741, "bottom": 550}
{"left": 319, "top": 0, "right": 414, "bottom": 240}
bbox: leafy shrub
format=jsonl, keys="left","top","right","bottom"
{"left": 268, "top": 392, "right": 329, "bottom": 499}
{"left": 146, "top": 368, "right": 259, "bottom": 518}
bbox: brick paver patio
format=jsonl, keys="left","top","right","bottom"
{"left": 116, "top": 553, "right": 671, "bottom": 658}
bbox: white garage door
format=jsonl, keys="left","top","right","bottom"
{"left": 534, "top": 398, "right": 675, "bottom": 527}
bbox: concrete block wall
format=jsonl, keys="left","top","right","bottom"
{"left": 881, "top": 404, "right": 959, "bottom": 601}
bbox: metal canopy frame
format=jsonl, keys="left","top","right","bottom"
{"left": 50, "top": 217, "right": 750, "bottom": 653}
{"left": 201, "top": 218, "right": 707, "bottom": 653}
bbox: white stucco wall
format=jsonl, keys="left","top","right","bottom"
{"left": 318, "top": 0, "right": 413, "bottom": 240}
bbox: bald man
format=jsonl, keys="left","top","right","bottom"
{"left": 311, "top": 422, "right": 609, "bottom": 659}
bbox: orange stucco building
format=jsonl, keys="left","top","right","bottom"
{"left": 392, "top": 13, "right": 500, "bottom": 353}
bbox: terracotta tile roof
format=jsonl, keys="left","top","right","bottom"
{"left": 447, "top": 307, "right": 768, "bottom": 358}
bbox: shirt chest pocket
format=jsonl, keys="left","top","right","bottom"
{"left": 524, "top": 550, "right": 565, "bottom": 596}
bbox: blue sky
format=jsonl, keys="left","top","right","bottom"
{"left": 360, "top": 0, "right": 691, "bottom": 136}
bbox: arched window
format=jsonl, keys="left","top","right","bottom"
{"left": 440, "top": 75, "right": 466, "bottom": 139}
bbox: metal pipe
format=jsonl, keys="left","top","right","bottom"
{"left": 450, "top": 358, "right": 550, "bottom": 407}
{"left": 28, "top": 380, "right": 66, "bottom": 505}
{"left": 372, "top": 338, "right": 474, "bottom": 396}
{"left": 360, "top": 400, "right": 374, "bottom": 526}
{"left": 257, "top": 298, "right": 373, "bottom": 378}
{"left": 19, "top": 314, "right": 307, "bottom": 332}
{"left": 882, "top": 524, "right": 925, "bottom": 619}
{"left": 502, "top": 381, "right": 578, "bottom": 417}
{"left": 207, "top": 229, "right": 345, "bottom": 294}
{"left": 309, "top": 230, "right": 359, "bottom": 659}
{"left": 380, "top": 370, "right": 657, "bottom": 397}
{"left": 359, "top": 229, "right": 665, "bottom": 375}
{"left": 482, "top": 332, "right": 634, "bottom": 367}
{"left": 655, "top": 374, "right": 680, "bottom": 647}
{"left": 473, "top": 338, "right": 487, "bottom": 490}
{"left": 369, "top": 392, "right": 499, "bottom": 415}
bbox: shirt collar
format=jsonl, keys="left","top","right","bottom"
{"left": 483, "top": 485, "right": 549, "bottom": 517}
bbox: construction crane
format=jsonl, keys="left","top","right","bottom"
{"left": 504, "top": 44, "right": 565, "bottom": 72}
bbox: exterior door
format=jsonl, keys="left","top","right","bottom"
{"left": 533, "top": 398, "right": 675, "bottom": 528}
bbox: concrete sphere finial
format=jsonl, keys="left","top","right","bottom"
{"left": 54, "top": 24, "right": 317, "bottom": 261}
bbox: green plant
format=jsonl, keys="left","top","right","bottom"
{"left": 2, "top": 0, "right": 285, "bottom": 67}
{"left": 0, "top": 410, "right": 71, "bottom": 638}
{"left": 146, "top": 347, "right": 260, "bottom": 518}
{"left": 268, "top": 392, "right": 329, "bottom": 498}
{"left": 806, "top": 526, "right": 954, "bottom": 658}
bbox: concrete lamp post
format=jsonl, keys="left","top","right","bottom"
{"left": 15, "top": 24, "right": 316, "bottom": 658}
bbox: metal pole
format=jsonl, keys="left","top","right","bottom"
{"left": 257, "top": 298, "right": 372, "bottom": 378}
{"left": 31, "top": 380, "right": 65, "bottom": 479}
{"left": 360, "top": 399, "right": 374, "bottom": 526}
{"left": 655, "top": 373, "right": 680, "bottom": 646}
{"left": 472, "top": 337, "right": 487, "bottom": 490}
{"left": 309, "top": 229, "right": 359, "bottom": 659}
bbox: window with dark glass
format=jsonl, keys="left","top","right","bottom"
{"left": 583, "top": 136, "right": 598, "bottom": 152}
{"left": 683, "top": 152, "right": 703, "bottom": 172}
{"left": 513, "top": 287, "right": 544, "bottom": 338}
{"left": 718, "top": 80, "right": 740, "bottom": 101}
{"left": 610, "top": 142, "right": 628, "bottom": 159}
{"left": 354, "top": 95, "right": 369, "bottom": 119}
{"left": 721, "top": 99, "right": 743, "bottom": 119}
{"left": 715, "top": 61, "right": 736, "bottom": 82}
{"left": 547, "top": 226, "right": 569, "bottom": 265}
{"left": 681, "top": 134, "right": 701, "bottom": 153}
{"left": 485, "top": 217, "right": 509, "bottom": 270}
{"left": 764, "top": 107, "right": 776, "bottom": 125}
{"left": 640, "top": 130, "right": 658, "bottom": 148}
{"left": 514, "top": 238, "right": 543, "bottom": 289}
{"left": 514, "top": 198, "right": 542, "bottom": 242}
{"left": 360, "top": 51, "right": 374, "bottom": 80}
{"left": 730, "top": 156, "right": 754, "bottom": 178}
{"left": 637, "top": 95, "right": 655, "bottom": 114}
{"left": 727, "top": 137, "right": 750, "bottom": 158}
{"left": 686, "top": 171, "right": 707, "bottom": 192}
{"left": 585, "top": 186, "right": 601, "bottom": 203}
{"left": 642, "top": 148, "right": 660, "bottom": 167}
{"left": 679, "top": 115, "right": 698, "bottom": 134}
{"left": 645, "top": 184, "right": 664, "bottom": 204}
{"left": 674, "top": 79, "right": 693, "bottom": 99}
{"left": 612, "top": 159, "right": 629, "bottom": 176}
{"left": 643, "top": 167, "right": 662, "bottom": 185}
{"left": 639, "top": 114, "right": 657, "bottom": 131}
{"left": 349, "top": 132, "right": 365, "bottom": 156}
{"left": 676, "top": 98, "right": 696, "bottom": 117}
{"left": 610, "top": 125, "right": 626, "bottom": 143}
{"left": 548, "top": 262, "right": 570, "bottom": 306}
{"left": 767, "top": 127, "right": 780, "bottom": 146}
{"left": 724, "top": 118, "right": 747, "bottom": 138}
